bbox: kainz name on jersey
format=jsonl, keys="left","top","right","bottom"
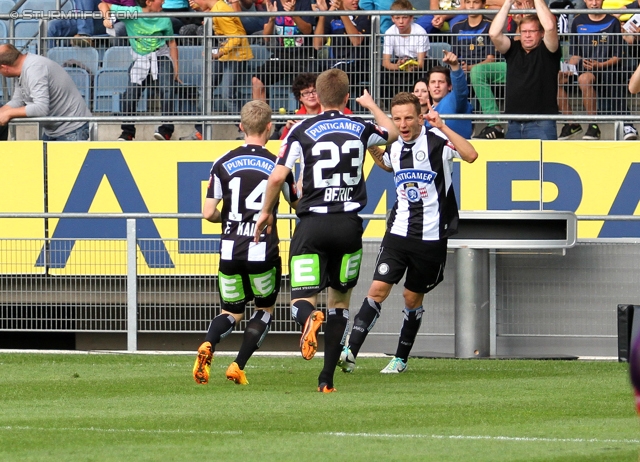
{"left": 305, "top": 118, "right": 365, "bottom": 141}
{"left": 324, "top": 186, "right": 354, "bottom": 202}
{"left": 394, "top": 169, "right": 437, "bottom": 188}
{"left": 224, "top": 221, "right": 257, "bottom": 237}
{"left": 222, "top": 155, "right": 275, "bottom": 176}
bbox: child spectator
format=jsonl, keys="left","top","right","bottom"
{"left": 99, "top": 0, "right": 180, "bottom": 141}
{"left": 450, "top": 0, "right": 495, "bottom": 75}
{"left": 251, "top": 0, "right": 315, "bottom": 105}
{"left": 558, "top": 0, "right": 638, "bottom": 140}
{"left": 313, "top": 0, "right": 371, "bottom": 95}
{"left": 380, "top": 0, "right": 430, "bottom": 104}
{"left": 181, "top": 0, "right": 254, "bottom": 140}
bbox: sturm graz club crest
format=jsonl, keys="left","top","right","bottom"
{"left": 415, "top": 150, "right": 426, "bottom": 161}
{"left": 377, "top": 263, "right": 389, "bottom": 275}
{"left": 406, "top": 184, "right": 421, "bottom": 202}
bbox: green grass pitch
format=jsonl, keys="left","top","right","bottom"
{"left": 0, "top": 353, "right": 638, "bottom": 461}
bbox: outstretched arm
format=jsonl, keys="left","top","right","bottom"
{"left": 254, "top": 165, "right": 291, "bottom": 242}
{"left": 356, "top": 90, "right": 399, "bottom": 144}
{"left": 489, "top": 0, "right": 513, "bottom": 54}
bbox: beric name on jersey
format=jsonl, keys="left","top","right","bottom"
{"left": 278, "top": 110, "right": 389, "bottom": 215}
{"left": 208, "top": 145, "right": 296, "bottom": 262}
{"left": 384, "top": 126, "right": 461, "bottom": 241}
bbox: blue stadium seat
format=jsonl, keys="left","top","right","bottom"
{"left": 64, "top": 67, "right": 91, "bottom": 107}
{"left": 14, "top": 19, "right": 40, "bottom": 54}
{"left": 101, "top": 46, "right": 133, "bottom": 71}
{"left": 177, "top": 45, "right": 203, "bottom": 113}
{"left": 48, "top": 46, "right": 100, "bottom": 75}
{"left": 429, "top": 41, "right": 451, "bottom": 65}
{"left": 0, "top": 0, "right": 14, "bottom": 14}
{"left": 93, "top": 68, "right": 147, "bottom": 113}
{"left": 18, "top": 0, "right": 57, "bottom": 13}
{"left": 0, "top": 18, "right": 7, "bottom": 39}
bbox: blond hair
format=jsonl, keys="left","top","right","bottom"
{"left": 240, "top": 100, "right": 272, "bottom": 135}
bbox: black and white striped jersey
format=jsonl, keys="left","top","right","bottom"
{"left": 277, "top": 110, "right": 389, "bottom": 215}
{"left": 207, "top": 144, "right": 298, "bottom": 262}
{"left": 383, "top": 126, "right": 461, "bottom": 241}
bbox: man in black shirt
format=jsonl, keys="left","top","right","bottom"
{"left": 489, "top": 0, "right": 561, "bottom": 139}
{"left": 255, "top": 68, "right": 398, "bottom": 392}
{"left": 193, "top": 101, "right": 299, "bottom": 387}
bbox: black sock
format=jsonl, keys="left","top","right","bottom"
{"left": 394, "top": 306, "right": 424, "bottom": 362}
{"left": 292, "top": 299, "right": 316, "bottom": 327}
{"left": 235, "top": 310, "right": 272, "bottom": 369}
{"left": 318, "top": 308, "right": 349, "bottom": 388}
{"left": 204, "top": 313, "right": 236, "bottom": 350}
{"left": 349, "top": 297, "right": 381, "bottom": 357}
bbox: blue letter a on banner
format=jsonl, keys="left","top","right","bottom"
{"left": 36, "top": 149, "right": 174, "bottom": 269}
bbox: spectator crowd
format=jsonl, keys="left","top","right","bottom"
{"left": 1, "top": 0, "right": 640, "bottom": 140}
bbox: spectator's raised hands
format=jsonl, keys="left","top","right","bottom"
{"left": 265, "top": 0, "right": 278, "bottom": 13}
{"left": 442, "top": 50, "right": 460, "bottom": 69}
{"left": 281, "top": 0, "right": 297, "bottom": 12}
{"left": 316, "top": 0, "right": 330, "bottom": 10}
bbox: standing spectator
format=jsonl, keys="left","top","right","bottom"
{"left": 232, "top": 0, "right": 268, "bottom": 35}
{"left": 254, "top": 69, "right": 398, "bottom": 393}
{"left": 251, "top": 0, "right": 315, "bottom": 104}
{"left": 557, "top": 0, "right": 638, "bottom": 141}
{"left": 193, "top": 101, "right": 299, "bottom": 386}
{"left": 415, "top": 0, "right": 466, "bottom": 35}
{"left": 313, "top": 0, "right": 371, "bottom": 95}
{"left": 48, "top": 0, "right": 129, "bottom": 48}
{"left": 380, "top": 0, "right": 430, "bottom": 104}
{"left": 414, "top": 50, "right": 473, "bottom": 138}
{"left": 279, "top": 72, "right": 352, "bottom": 139}
{"left": 182, "top": 0, "right": 254, "bottom": 140}
{"left": 0, "top": 43, "right": 91, "bottom": 141}
{"left": 489, "top": 0, "right": 561, "bottom": 140}
{"left": 470, "top": 0, "right": 532, "bottom": 139}
{"left": 338, "top": 93, "right": 477, "bottom": 374}
{"left": 451, "top": 0, "right": 495, "bottom": 75}
{"left": 99, "top": 0, "right": 180, "bottom": 141}
{"left": 631, "top": 60, "right": 640, "bottom": 93}
{"left": 163, "top": 0, "right": 192, "bottom": 34}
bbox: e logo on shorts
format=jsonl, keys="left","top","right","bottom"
{"left": 290, "top": 254, "right": 320, "bottom": 288}
{"left": 340, "top": 249, "right": 362, "bottom": 283}
{"left": 218, "top": 272, "right": 245, "bottom": 302}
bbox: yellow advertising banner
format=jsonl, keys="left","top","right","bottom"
{"left": 1, "top": 139, "right": 638, "bottom": 275}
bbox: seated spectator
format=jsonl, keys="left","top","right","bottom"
{"left": 48, "top": 0, "right": 128, "bottom": 48}
{"left": 380, "top": 0, "right": 430, "bottom": 104}
{"left": 313, "top": 0, "right": 371, "bottom": 99}
{"left": 469, "top": 0, "right": 530, "bottom": 139}
{"left": 279, "top": 72, "right": 352, "bottom": 139}
{"left": 181, "top": 0, "right": 254, "bottom": 140}
{"left": 359, "top": 0, "right": 393, "bottom": 34}
{"left": 164, "top": 0, "right": 192, "bottom": 34}
{"left": 417, "top": 50, "right": 473, "bottom": 138}
{"left": 451, "top": 0, "right": 495, "bottom": 75}
{"left": 100, "top": 0, "right": 180, "bottom": 141}
{"left": 232, "top": 0, "right": 268, "bottom": 35}
{"left": 415, "top": 0, "right": 466, "bottom": 36}
{"left": 251, "top": 0, "right": 315, "bottom": 105}
{"left": 558, "top": 0, "right": 638, "bottom": 140}
{"left": 0, "top": 43, "right": 91, "bottom": 141}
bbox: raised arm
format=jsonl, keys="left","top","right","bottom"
{"left": 425, "top": 100, "right": 478, "bottom": 163}
{"left": 533, "top": 0, "right": 558, "bottom": 52}
{"left": 489, "top": 0, "right": 513, "bottom": 54}
{"left": 356, "top": 90, "right": 399, "bottom": 144}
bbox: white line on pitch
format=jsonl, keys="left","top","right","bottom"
{"left": 1, "top": 426, "right": 638, "bottom": 444}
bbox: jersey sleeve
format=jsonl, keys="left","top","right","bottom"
{"left": 280, "top": 170, "right": 300, "bottom": 205}
{"left": 430, "top": 127, "right": 461, "bottom": 160}
{"left": 364, "top": 122, "right": 390, "bottom": 147}
{"left": 206, "top": 160, "right": 224, "bottom": 199}
{"left": 277, "top": 128, "right": 303, "bottom": 170}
